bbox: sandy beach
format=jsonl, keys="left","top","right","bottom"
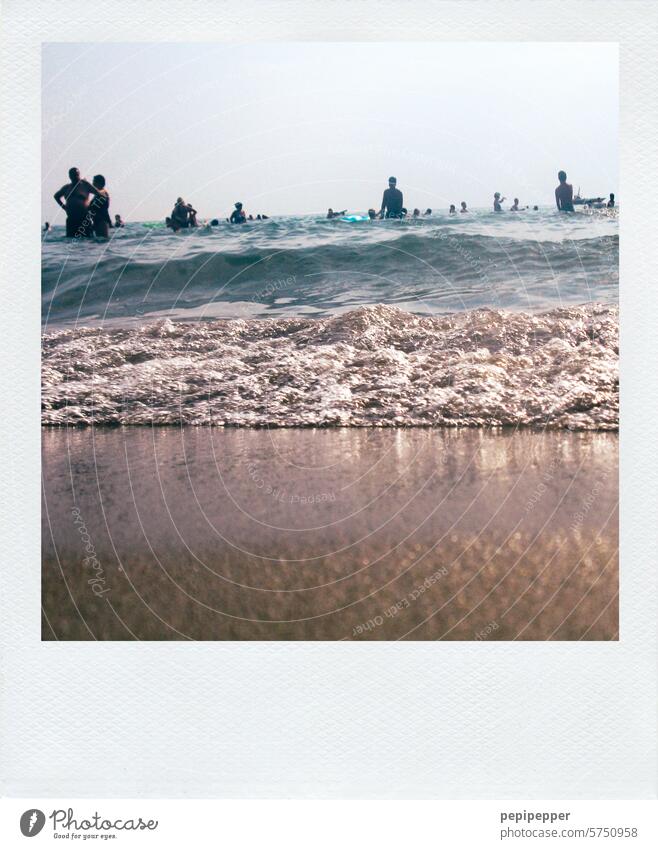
{"left": 42, "top": 427, "right": 617, "bottom": 640}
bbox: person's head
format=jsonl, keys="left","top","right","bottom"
{"left": 533, "top": 205, "right": 539, "bottom": 211}
{"left": 425, "top": 208, "right": 432, "bottom": 215}
{"left": 176, "top": 197, "right": 184, "bottom": 205}
{"left": 368, "top": 208, "right": 376, "bottom": 219}
{"left": 494, "top": 192, "right": 500, "bottom": 199}
{"left": 210, "top": 218, "right": 219, "bottom": 226}
{"left": 92, "top": 174, "right": 106, "bottom": 189}
{"left": 235, "top": 202, "right": 243, "bottom": 210}
{"left": 257, "top": 214, "right": 262, "bottom": 220}
{"left": 114, "top": 214, "right": 120, "bottom": 220}
{"left": 44, "top": 222, "right": 49, "bottom": 227}
{"left": 513, "top": 198, "right": 519, "bottom": 205}
{"left": 248, "top": 214, "right": 253, "bottom": 220}
{"left": 413, "top": 208, "right": 420, "bottom": 216}
{"left": 449, "top": 204, "right": 456, "bottom": 213}
{"left": 401, "top": 207, "right": 407, "bottom": 215}
{"left": 388, "top": 176, "right": 397, "bottom": 187}
{"left": 461, "top": 201, "right": 467, "bottom": 209}
{"left": 328, "top": 208, "right": 333, "bottom": 214}
{"left": 609, "top": 193, "right": 615, "bottom": 201}
{"left": 68, "top": 167, "right": 80, "bottom": 182}
{"left": 558, "top": 170, "right": 567, "bottom": 183}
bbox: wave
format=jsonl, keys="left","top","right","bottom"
{"left": 42, "top": 223, "right": 618, "bottom": 323}
{"left": 42, "top": 303, "right": 618, "bottom": 430}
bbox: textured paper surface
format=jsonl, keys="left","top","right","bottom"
{"left": 1, "top": 0, "right": 656, "bottom": 798}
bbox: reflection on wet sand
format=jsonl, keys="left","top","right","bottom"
{"left": 42, "top": 428, "right": 617, "bottom": 640}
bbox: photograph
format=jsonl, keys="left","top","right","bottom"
{"left": 41, "top": 41, "right": 619, "bottom": 641}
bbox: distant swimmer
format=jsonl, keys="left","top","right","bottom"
{"left": 460, "top": 202, "right": 468, "bottom": 213}
{"left": 88, "top": 174, "right": 112, "bottom": 238}
{"left": 510, "top": 198, "right": 521, "bottom": 211}
{"left": 555, "top": 170, "right": 574, "bottom": 212}
{"left": 532, "top": 205, "right": 539, "bottom": 211}
{"left": 326, "top": 208, "right": 347, "bottom": 219}
{"left": 493, "top": 192, "right": 505, "bottom": 212}
{"left": 424, "top": 208, "right": 432, "bottom": 216}
{"left": 378, "top": 176, "right": 404, "bottom": 219}
{"left": 607, "top": 193, "right": 615, "bottom": 208}
{"left": 230, "top": 202, "right": 246, "bottom": 224}
{"left": 53, "top": 167, "right": 102, "bottom": 237}
{"left": 449, "top": 204, "right": 456, "bottom": 214}
{"left": 210, "top": 219, "right": 220, "bottom": 226}
{"left": 261, "top": 214, "right": 269, "bottom": 219}
{"left": 248, "top": 214, "right": 254, "bottom": 220}
{"left": 367, "top": 208, "right": 377, "bottom": 220}
{"left": 167, "top": 197, "right": 198, "bottom": 231}
{"left": 412, "top": 208, "right": 420, "bottom": 218}
{"left": 114, "top": 214, "right": 124, "bottom": 228}
{"left": 43, "top": 222, "right": 51, "bottom": 233}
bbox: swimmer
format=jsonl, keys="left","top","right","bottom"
{"left": 532, "top": 205, "right": 539, "bottom": 211}
{"left": 493, "top": 192, "right": 505, "bottom": 212}
{"left": 412, "top": 208, "right": 420, "bottom": 218}
{"left": 210, "top": 219, "right": 220, "bottom": 226}
{"left": 114, "top": 214, "right": 124, "bottom": 228}
{"left": 168, "top": 197, "right": 198, "bottom": 231}
{"left": 367, "top": 208, "right": 377, "bottom": 220}
{"left": 260, "top": 214, "right": 269, "bottom": 219}
{"left": 53, "top": 167, "right": 103, "bottom": 237}
{"left": 230, "top": 202, "right": 246, "bottom": 224}
{"left": 555, "top": 170, "right": 574, "bottom": 212}
{"left": 326, "top": 208, "right": 347, "bottom": 219}
{"left": 449, "top": 204, "right": 456, "bottom": 214}
{"left": 248, "top": 214, "right": 254, "bottom": 220}
{"left": 460, "top": 201, "right": 468, "bottom": 213}
{"left": 607, "top": 193, "right": 615, "bottom": 208}
{"left": 378, "top": 176, "right": 404, "bottom": 219}
{"left": 88, "top": 175, "right": 112, "bottom": 238}
{"left": 510, "top": 198, "right": 520, "bottom": 211}
{"left": 423, "top": 208, "right": 432, "bottom": 216}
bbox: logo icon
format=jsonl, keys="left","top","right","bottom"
{"left": 20, "top": 809, "right": 45, "bottom": 837}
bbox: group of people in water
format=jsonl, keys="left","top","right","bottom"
{"left": 49, "top": 168, "right": 615, "bottom": 238}
{"left": 49, "top": 167, "right": 124, "bottom": 237}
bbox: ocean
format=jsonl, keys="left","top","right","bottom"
{"left": 41, "top": 208, "right": 619, "bottom": 640}
{"left": 42, "top": 208, "right": 618, "bottom": 430}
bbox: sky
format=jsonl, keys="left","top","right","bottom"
{"left": 42, "top": 42, "right": 618, "bottom": 220}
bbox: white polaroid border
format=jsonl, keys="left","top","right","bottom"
{"left": 1, "top": 1, "right": 656, "bottom": 799}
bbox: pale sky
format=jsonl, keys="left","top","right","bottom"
{"left": 42, "top": 42, "right": 618, "bottom": 220}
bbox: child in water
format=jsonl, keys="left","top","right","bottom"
{"left": 493, "top": 192, "right": 505, "bottom": 212}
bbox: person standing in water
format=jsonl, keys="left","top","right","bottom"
{"left": 53, "top": 167, "right": 102, "bottom": 237}
{"left": 460, "top": 202, "right": 468, "bottom": 213}
{"left": 555, "top": 170, "right": 574, "bottom": 212}
{"left": 493, "top": 192, "right": 505, "bottom": 212}
{"left": 87, "top": 174, "right": 112, "bottom": 238}
{"left": 230, "top": 202, "right": 247, "bottom": 223}
{"left": 449, "top": 204, "right": 456, "bottom": 214}
{"left": 607, "top": 193, "right": 615, "bottom": 208}
{"left": 168, "top": 197, "right": 197, "bottom": 230}
{"left": 114, "top": 214, "right": 124, "bottom": 228}
{"left": 379, "top": 176, "right": 403, "bottom": 218}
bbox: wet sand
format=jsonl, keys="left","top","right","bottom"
{"left": 42, "top": 428, "right": 618, "bottom": 640}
